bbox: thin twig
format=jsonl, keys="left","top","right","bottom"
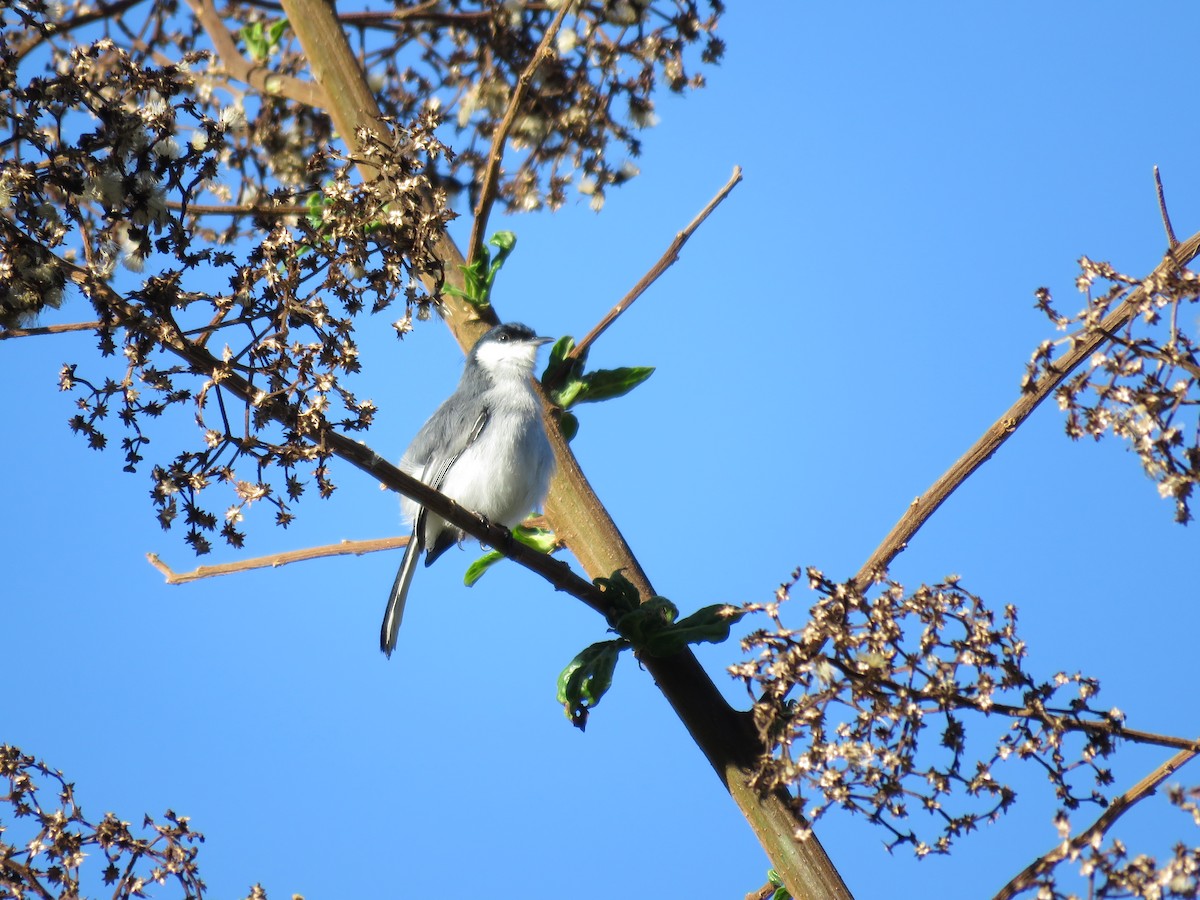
{"left": 851, "top": 229, "right": 1200, "bottom": 592}
{"left": 1154, "top": 166, "right": 1179, "bottom": 250}
{"left": 338, "top": 3, "right": 486, "bottom": 26}
{"left": 467, "top": 1, "right": 571, "bottom": 263}
{"left": 165, "top": 201, "right": 309, "bottom": 216}
{"left": 185, "top": 0, "right": 327, "bottom": 108}
{"left": 10, "top": 0, "right": 144, "bottom": 61}
{"left": 993, "top": 745, "right": 1200, "bottom": 900}
{"left": 826, "top": 655, "right": 1200, "bottom": 754}
{"left": 0, "top": 320, "right": 101, "bottom": 340}
{"left": 568, "top": 164, "right": 743, "bottom": 362}
{"left": 146, "top": 516, "right": 553, "bottom": 584}
{"left": 147, "top": 537, "right": 407, "bottom": 584}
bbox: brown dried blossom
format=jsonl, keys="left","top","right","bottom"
{"left": 0, "top": 743, "right": 275, "bottom": 899}
{"left": 734, "top": 569, "right": 1125, "bottom": 856}
{"left": 0, "top": 0, "right": 722, "bottom": 552}
{"left": 349, "top": 0, "right": 725, "bottom": 211}
{"left": 1025, "top": 257, "right": 1200, "bottom": 523}
{"left": 999, "top": 786, "right": 1200, "bottom": 899}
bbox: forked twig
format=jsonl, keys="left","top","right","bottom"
{"left": 467, "top": 1, "right": 571, "bottom": 262}
{"left": 568, "top": 164, "right": 743, "bottom": 362}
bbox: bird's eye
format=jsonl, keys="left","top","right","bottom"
{"left": 497, "top": 333, "right": 508, "bottom": 342}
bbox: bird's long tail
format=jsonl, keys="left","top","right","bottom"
{"left": 380, "top": 528, "right": 421, "bottom": 657}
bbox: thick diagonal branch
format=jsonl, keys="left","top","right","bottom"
{"left": 852, "top": 230, "right": 1200, "bottom": 591}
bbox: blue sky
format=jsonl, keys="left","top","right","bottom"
{"left": 5, "top": 3, "right": 1199, "bottom": 898}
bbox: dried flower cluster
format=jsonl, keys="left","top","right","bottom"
{"left": 356, "top": 0, "right": 725, "bottom": 211}
{"left": 1001, "top": 786, "right": 1200, "bottom": 899}
{"left": 733, "top": 569, "right": 1125, "bottom": 857}
{"left": 0, "top": 0, "right": 722, "bottom": 551}
{"left": 0, "top": 743, "right": 223, "bottom": 899}
{"left": 1, "top": 5, "right": 455, "bottom": 550}
{"left": 1026, "top": 256, "right": 1200, "bottom": 523}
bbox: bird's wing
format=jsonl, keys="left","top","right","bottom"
{"left": 421, "top": 406, "right": 489, "bottom": 566}
{"left": 381, "top": 399, "right": 493, "bottom": 656}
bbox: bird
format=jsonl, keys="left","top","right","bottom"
{"left": 380, "top": 322, "right": 556, "bottom": 657}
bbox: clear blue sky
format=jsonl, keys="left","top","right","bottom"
{"left": 5, "top": 3, "right": 1199, "bottom": 898}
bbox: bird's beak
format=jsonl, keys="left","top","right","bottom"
{"left": 534, "top": 336, "right": 554, "bottom": 346}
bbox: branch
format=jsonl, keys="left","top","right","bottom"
{"left": 467, "top": 2, "right": 571, "bottom": 263}
{"left": 1154, "top": 166, "right": 1178, "bottom": 250}
{"left": 827, "top": 655, "right": 1200, "bottom": 754}
{"left": 568, "top": 164, "right": 743, "bottom": 362}
{"left": 10, "top": 0, "right": 145, "bottom": 62}
{"left": 993, "top": 746, "right": 1200, "bottom": 900}
{"left": 0, "top": 321, "right": 101, "bottom": 340}
{"left": 44, "top": 254, "right": 610, "bottom": 613}
{"left": 184, "top": 0, "right": 327, "bottom": 108}
{"left": 851, "top": 229, "right": 1200, "bottom": 591}
{"left": 0, "top": 856, "right": 57, "bottom": 900}
{"left": 165, "top": 201, "right": 309, "bottom": 216}
{"left": 146, "top": 537, "right": 408, "bottom": 584}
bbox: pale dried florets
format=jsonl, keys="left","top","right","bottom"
{"left": 1027, "top": 258, "right": 1200, "bottom": 522}
{"left": 735, "top": 569, "right": 1122, "bottom": 856}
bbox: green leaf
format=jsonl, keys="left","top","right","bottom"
{"left": 594, "top": 570, "right": 642, "bottom": 617}
{"left": 540, "top": 335, "right": 581, "bottom": 390}
{"left": 613, "top": 596, "right": 678, "bottom": 645}
{"left": 266, "top": 17, "right": 289, "bottom": 46}
{"left": 557, "top": 411, "right": 579, "bottom": 443}
{"left": 512, "top": 524, "right": 556, "bottom": 553}
{"left": 671, "top": 603, "right": 744, "bottom": 644}
{"left": 464, "top": 524, "right": 555, "bottom": 586}
{"left": 574, "top": 366, "right": 655, "bottom": 405}
{"left": 556, "top": 640, "right": 626, "bottom": 730}
{"left": 463, "top": 550, "right": 504, "bottom": 587}
{"left": 485, "top": 232, "right": 517, "bottom": 288}
{"left": 240, "top": 22, "right": 268, "bottom": 61}
{"left": 642, "top": 604, "right": 743, "bottom": 657}
{"left": 552, "top": 378, "right": 586, "bottom": 409}
{"left": 304, "top": 192, "right": 325, "bottom": 230}
{"left": 443, "top": 257, "right": 491, "bottom": 309}
{"left": 488, "top": 230, "right": 517, "bottom": 253}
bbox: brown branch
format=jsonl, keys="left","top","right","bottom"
{"left": 147, "top": 515, "right": 555, "bottom": 583}
{"left": 568, "top": 164, "right": 743, "bottom": 362}
{"left": 338, "top": 3, "right": 484, "bottom": 27}
{"left": 31, "top": 246, "right": 608, "bottom": 612}
{"left": 165, "top": 201, "right": 309, "bottom": 216}
{"left": 827, "top": 655, "right": 1200, "bottom": 754}
{"left": 184, "top": 0, "right": 327, "bottom": 108}
{"left": 993, "top": 745, "right": 1200, "bottom": 900}
{"left": 11, "top": 0, "right": 145, "bottom": 61}
{"left": 467, "top": 2, "right": 571, "bottom": 263}
{"left": 147, "top": 537, "right": 408, "bottom": 584}
{"left": 0, "top": 856, "right": 57, "bottom": 900}
{"left": 1154, "top": 166, "right": 1178, "bottom": 250}
{"left": 0, "top": 320, "right": 101, "bottom": 340}
{"left": 851, "top": 229, "right": 1200, "bottom": 592}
